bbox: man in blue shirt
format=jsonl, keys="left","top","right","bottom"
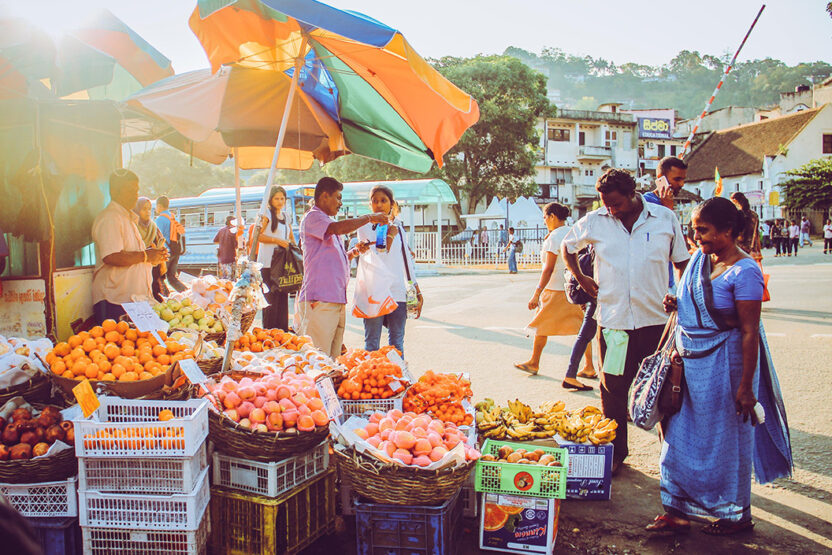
{"left": 154, "top": 196, "right": 186, "bottom": 292}
{"left": 644, "top": 157, "right": 688, "bottom": 290}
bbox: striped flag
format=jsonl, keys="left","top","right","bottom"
{"left": 714, "top": 167, "right": 723, "bottom": 197}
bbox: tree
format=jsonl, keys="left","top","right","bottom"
{"left": 780, "top": 158, "right": 832, "bottom": 211}
{"left": 431, "top": 55, "right": 553, "bottom": 213}
{"left": 323, "top": 155, "right": 420, "bottom": 184}
{"left": 127, "top": 144, "right": 234, "bottom": 198}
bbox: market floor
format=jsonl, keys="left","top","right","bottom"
{"left": 303, "top": 245, "right": 832, "bottom": 554}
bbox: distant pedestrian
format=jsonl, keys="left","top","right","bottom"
{"left": 646, "top": 197, "right": 792, "bottom": 535}
{"left": 761, "top": 220, "right": 771, "bottom": 249}
{"left": 154, "top": 196, "right": 186, "bottom": 292}
{"left": 480, "top": 226, "right": 489, "bottom": 259}
{"left": 562, "top": 169, "right": 690, "bottom": 476}
{"left": 515, "top": 203, "right": 588, "bottom": 388}
{"left": 503, "top": 227, "right": 518, "bottom": 273}
{"left": 799, "top": 216, "right": 813, "bottom": 247}
{"left": 295, "top": 177, "right": 388, "bottom": 359}
{"left": 498, "top": 224, "right": 507, "bottom": 248}
{"left": 134, "top": 197, "right": 168, "bottom": 301}
{"left": 780, "top": 220, "right": 792, "bottom": 256}
{"left": 213, "top": 216, "right": 238, "bottom": 280}
{"left": 788, "top": 220, "right": 800, "bottom": 255}
{"left": 824, "top": 219, "right": 832, "bottom": 254}
{"left": 770, "top": 220, "right": 782, "bottom": 257}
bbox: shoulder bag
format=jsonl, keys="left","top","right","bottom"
{"left": 628, "top": 312, "right": 684, "bottom": 430}
{"left": 397, "top": 224, "right": 420, "bottom": 319}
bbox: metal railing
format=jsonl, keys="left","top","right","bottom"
{"left": 411, "top": 228, "right": 549, "bottom": 266}
{"left": 578, "top": 145, "right": 611, "bottom": 157}
{"left": 556, "top": 110, "right": 636, "bottom": 123}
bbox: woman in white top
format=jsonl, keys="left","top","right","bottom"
{"left": 788, "top": 220, "right": 800, "bottom": 256}
{"left": 515, "top": 203, "right": 586, "bottom": 387}
{"left": 355, "top": 186, "right": 422, "bottom": 354}
{"left": 257, "top": 186, "right": 296, "bottom": 330}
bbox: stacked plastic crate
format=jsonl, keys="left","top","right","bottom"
{"left": 72, "top": 398, "right": 210, "bottom": 555}
{"left": 0, "top": 477, "right": 81, "bottom": 554}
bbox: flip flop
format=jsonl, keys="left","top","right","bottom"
{"left": 514, "top": 363, "right": 538, "bottom": 375}
{"left": 645, "top": 514, "right": 690, "bottom": 533}
{"left": 701, "top": 520, "right": 754, "bottom": 536}
{"left": 562, "top": 380, "right": 593, "bottom": 391}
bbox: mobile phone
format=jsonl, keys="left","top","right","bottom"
{"left": 753, "top": 402, "right": 765, "bottom": 425}
{"left": 655, "top": 176, "right": 670, "bottom": 190}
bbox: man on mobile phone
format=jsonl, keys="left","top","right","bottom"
{"left": 644, "top": 157, "right": 688, "bottom": 211}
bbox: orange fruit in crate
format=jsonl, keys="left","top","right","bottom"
{"left": 158, "top": 409, "right": 174, "bottom": 422}
{"left": 51, "top": 360, "right": 66, "bottom": 375}
{"left": 116, "top": 321, "right": 129, "bottom": 334}
{"left": 102, "top": 319, "right": 117, "bottom": 333}
{"left": 482, "top": 504, "right": 509, "bottom": 531}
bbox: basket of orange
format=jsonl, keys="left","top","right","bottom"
{"left": 232, "top": 327, "right": 313, "bottom": 353}
{"left": 336, "top": 350, "right": 413, "bottom": 417}
{"left": 44, "top": 319, "right": 196, "bottom": 400}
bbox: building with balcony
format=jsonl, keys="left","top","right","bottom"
{"left": 621, "top": 108, "right": 686, "bottom": 186}
{"left": 535, "top": 103, "right": 638, "bottom": 216}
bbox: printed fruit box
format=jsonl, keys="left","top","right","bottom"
{"left": 555, "top": 435, "right": 613, "bottom": 500}
{"left": 479, "top": 493, "right": 559, "bottom": 554}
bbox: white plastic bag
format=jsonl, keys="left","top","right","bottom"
{"left": 352, "top": 250, "right": 398, "bottom": 319}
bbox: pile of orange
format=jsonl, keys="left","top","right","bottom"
{"left": 403, "top": 371, "right": 474, "bottom": 427}
{"left": 233, "top": 327, "right": 312, "bottom": 353}
{"left": 82, "top": 426, "right": 185, "bottom": 451}
{"left": 45, "top": 319, "right": 196, "bottom": 382}
{"left": 337, "top": 357, "right": 408, "bottom": 400}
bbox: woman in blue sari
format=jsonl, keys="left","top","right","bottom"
{"left": 647, "top": 198, "right": 792, "bottom": 535}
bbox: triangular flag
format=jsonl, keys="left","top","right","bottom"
{"left": 714, "top": 166, "right": 723, "bottom": 197}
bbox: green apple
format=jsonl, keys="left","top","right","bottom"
{"left": 152, "top": 303, "right": 162, "bottom": 313}
{"left": 181, "top": 314, "right": 195, "bottom": 326}
{"left": 212, "top": 322, "right": 224, "bottom": 333}
{"left": 188, "top": 323, "right": 200, "bottom": 331}
{"left": 160, "top": 308, "right": 175, "bottom": 322}
{"left": 168, "top": 317, "right": 181, "bottom": 328}
{"left": 180, "top": 306, "right": 194, "bottom": 317}
{"left": 168, "top": 300, "right": 182, "bottom": 312}
{"left": 199, "top": 324, "right": 210, "bottom": 332}
{"left": 197, "top": 318, "right": 209, "bottom": 327}
{"left": 181, "top": 298, "right": 192, "bottom": 307}
{"left": 193, "top": 308, "right": 205, "bottom": 321}
{"left": 205, "top": 316, "right": 215, "bottom": 326}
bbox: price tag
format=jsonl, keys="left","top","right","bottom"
{"left": 179, "top": 358, "right": 207, "bottom": 385}
{"left": 72, "top": 379, "right": 100, "bottom": 417}
{"left": 316, "top": 378, "right": 342, "bottom": 421}
{"left": 123, "top": 301, "right": 168, "bottom": 332}
{"left": 386, "top": 351, "right": 405, "bottom": 368}
{"left": 389, "top": 380, "right": 403, "bottom": 394}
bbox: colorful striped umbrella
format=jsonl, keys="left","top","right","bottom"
{"left": 188, "top": 0, "right": 479, "bottom": 173}
{"left": 0, "top": 18, "right": 56, "bottom": 100}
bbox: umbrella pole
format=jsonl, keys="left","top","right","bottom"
{"left": 234, "top": 148, "right": 242, "bottom": 268}
{"left": 248, "top": 36, "right": 309, "bottom": 259}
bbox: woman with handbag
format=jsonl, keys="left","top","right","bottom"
{"left": 355, "top": 186, "right": 422, "bottom": 354}
{"left": 647, "top": 198, "right": 792, "bottom": 536}
{"left": 514, "top": 203, "right": 585, "bottom": 385}
{"left": 257, "top": 186, "right": 296, "bottom": 330}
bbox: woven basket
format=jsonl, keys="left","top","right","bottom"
{"left": 333, "top": 447, "right": 475, "bottom": 506}
{"left": 240, "top": 310, "right": 256, "bottom": 333}
{"left": 0, "top": 373, "right": 52, "bottom": 406}
{"left": 196, "top": 369, "right": 329, "bottom": 462}
{"left": 0, "top": 447, "right": 77, "bottom": 484}
{"left": 197, "top": 357, "right": 223, "bottom": 376}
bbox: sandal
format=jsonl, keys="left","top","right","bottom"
{"left": 701, "top": 519, "right": 754, "bottom": 536}
{"left": 645, "top": 514, "right": 690, "bottom": 533}
{"left": 514, "top": 363, "right": 538, "bottom": 375}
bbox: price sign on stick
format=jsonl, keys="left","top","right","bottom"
{"left": 123, "top": 301, "right": 168, "bottom": 344}
{"left": 179, "top": 358, "right": 207, "bottom": 385}
{"left": 73, "top": 379, "right": 100, "bottom": 417}
{"left": 316, "top": 378, "right": 342, "bottom": 420}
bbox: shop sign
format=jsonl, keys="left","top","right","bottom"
{"left": 638, "top": 117, "right": 672, "bottom": 139}
{"left": 0, "top": 279, "right": 47, "bottom": 338}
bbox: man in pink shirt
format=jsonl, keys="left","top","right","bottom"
{"left": 296, "top": 177, "right": 388, "bottom": 358}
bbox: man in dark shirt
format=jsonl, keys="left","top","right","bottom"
{"left": 213, "top": 216, "right": 239, "bottom": 279}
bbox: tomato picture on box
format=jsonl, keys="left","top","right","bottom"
{"left": 480, "top": 494, "right": 559, "bottom": 554}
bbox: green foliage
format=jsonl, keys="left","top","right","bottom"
{"left": 505, "top": 48, "right": 832, "bottom": 119}
{"left": 127, "top": 144, "right": 234, "bottom": 198}
{"left": 430, "top": 55, "right": 553, "bottom": 213}
{"left": 323, "top": 155, "right": 420, "bottom": 184}
{"left": 780, "top": 158, "right": 832, "bottom": 210}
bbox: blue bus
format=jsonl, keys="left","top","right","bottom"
{"left": 166, "top": 184, "right": 314, "bottom": 269}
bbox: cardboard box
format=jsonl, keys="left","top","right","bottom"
{"left": 561, "top": 440, "right": 613, "bottom": 500}
{"left": 479, "top": 493, "right": 560, "bottom": 554}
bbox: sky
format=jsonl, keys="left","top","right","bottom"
{"left": 1, "top": 0, "right": 830, "bottom": 73}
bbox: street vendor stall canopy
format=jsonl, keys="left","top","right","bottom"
{"left": 339, "top": 179, "right": 456, "bottom": 206}
{"left": 186, "top": 0, "right": 480, "bottom": 173}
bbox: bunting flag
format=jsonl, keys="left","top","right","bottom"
{"left": 714, "top": 166, "right": 723, "bottom": 197}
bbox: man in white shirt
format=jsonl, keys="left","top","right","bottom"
{"left": 91, "top": 170, "right": 168, "bottom": 324}
{"left": 562, "top": 169, "right": 690, "bottom": 475}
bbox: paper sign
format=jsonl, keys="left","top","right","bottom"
{"left": 389, "top": 380, "right": 403, "bottom": 394}
{"left": 179, "top": 358, "right": 207, "bottom": 385}
{"left": 386, "top": 350, "right": 405, "bottom": 368}
{"left": 123, "top": 302, "right": 169, "bottom": 333}
{"left": 72, "top": 379, "right": 100, "bottom": 417}
{"left": 316, "top": 377, "right": 343, "bottom": 420}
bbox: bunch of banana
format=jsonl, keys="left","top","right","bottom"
{"left": 506, "top": 399, "right": 533, "bottom": 424}
{"left": 587, "top": 418, "right": 618, "bottom": 445}
{"left": 477, "top": 404, "right": 506, "bottom": 439}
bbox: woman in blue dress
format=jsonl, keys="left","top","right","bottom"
{"left": 647, "top": 197, "right": 792, "bottom": 535}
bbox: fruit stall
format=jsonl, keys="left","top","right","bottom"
{"left": 0, "top": 267, "right": 616, "bottom": 555}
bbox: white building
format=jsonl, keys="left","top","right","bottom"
{"left": 535, "top": 103, "right": 638, "bottom": 216}
{"left": 621, "top": 108, "right": 685, "bottom": 183}
{"left": 683, "top": 104, "right": 832, "bottom": 221}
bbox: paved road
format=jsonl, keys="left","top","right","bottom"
{"left": 334, "top": 244, "right": 832, "bottom": 554}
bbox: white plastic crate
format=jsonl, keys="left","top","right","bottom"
{"left": 338, "top": 364, "right": 414, "bottom": 418}
{"left": 82, "top": 510, "right": 208, "bottom": 555}
{"left": 212, "top": 440, "right": 329, "bottom": 497}
{"left": 0, "top": 476, "right": 78, "bottom": 518}
{"left": 79, "top": 466, "right": 209, "bottom": 530}
{"left": 74, "top": 398, "right": 209, "bottom": 458}
{"left": 79, "top": 443, "right": 207, "bottom": 494}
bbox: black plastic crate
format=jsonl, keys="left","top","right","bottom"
{"left": 28, "top": 516, "right": 82, "bottom": 555}
{"left": 354, "top": 491, "right": 462, "bottom": 555}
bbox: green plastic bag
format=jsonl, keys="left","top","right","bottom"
{"left": 602, "top": 329, "right": 630, "bottom": 376}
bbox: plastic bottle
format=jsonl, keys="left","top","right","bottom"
{"left": 375, "top": 223, "right": 388, "bottom": 249}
